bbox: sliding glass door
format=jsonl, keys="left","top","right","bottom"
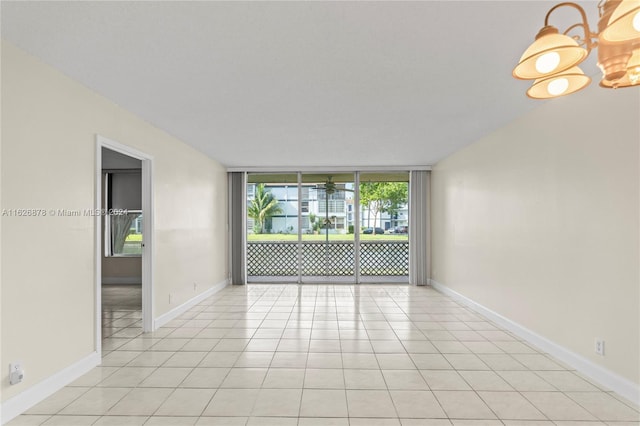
{"left": 245, "top": 171, "right": 409, "bottom": 283}
{"left": 358, "top": 172, "right": 410, "bottom": 282}
{"left": 246, "top": 173, "right": 299, "bottom": 282}
{"left": 301, "top": 173, "right": 355, "bottom": 282}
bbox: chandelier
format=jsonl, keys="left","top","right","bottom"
{"left": 513, "top": 0, "right": 640, "bottom": 99}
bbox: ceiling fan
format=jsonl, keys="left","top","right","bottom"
{"left": 313, "top": 176, "right": 354, "bottom": 195}
{"left": 311, "top": 175, "right": 355, "bottom": 252}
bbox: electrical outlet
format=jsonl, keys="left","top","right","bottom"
{"left": 9, "top": 362, "right": 24, "bottom": 385}
{"left": 193, "top": 282, "right": 197, "bottom": 291}
{"left": 169, "top": 294, "right": 172, "bottom": 305}
{"left": 595, "top": 339, "right": 605, "bottom": 356}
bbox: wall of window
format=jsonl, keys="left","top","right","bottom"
{"left": 245, "top": 171, "right": 410, "bottom": 283}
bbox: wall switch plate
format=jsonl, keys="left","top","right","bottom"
{"left": 595, "top": 339, "right": 605, "bottom": 356}
{"left": 9, "top": 362, "right": 24, "bottom": 385}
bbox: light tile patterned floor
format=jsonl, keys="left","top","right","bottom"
{"left": 8, "top": 284, "right": 640, "bottom": 425}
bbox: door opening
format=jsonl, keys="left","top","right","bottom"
{"left": 95, "top": 136, "right": 154, "bottom": 355}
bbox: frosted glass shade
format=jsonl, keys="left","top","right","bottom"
{"left": 513, "top": 26, "right": 588, "bottom": 79}
{"left": 601, "top": 0, "right": 640, "bottom": 42}
{"left": 526, "top": 67, "right": 591, "bottom": 98}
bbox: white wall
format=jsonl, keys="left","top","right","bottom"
{"left": 102, "top": 256, "right": 142, "bottom": 284}
{"left": 0, "top": 50, "right": 3, "bottom": 421}
{"left": 1, "top": 42, "right": 228, "bottom": 404}
{"left": 431, "top": 85, "right": 639, "bottom": 392}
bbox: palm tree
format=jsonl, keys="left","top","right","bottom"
{"left": 248, "top": 184, "right": 282, "bottom": 234}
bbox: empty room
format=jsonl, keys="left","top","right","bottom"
{"left": 1, "top": 1, "right": 639, "bottom": 425}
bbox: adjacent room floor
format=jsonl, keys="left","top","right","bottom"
{"left": 102, "top": 284, "right": 142, "bottom": 339}
{"left": 9, "top": 284, "right": 640, "bottom": 425}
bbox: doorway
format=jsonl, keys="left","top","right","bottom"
{"left": 95, "top": 136, "right": 154, "bottom": 354}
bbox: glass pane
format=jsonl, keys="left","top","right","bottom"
{"left": 301, "top": 173, "right": 355, "bottom": 281}
{"left": 110, "top": 211, "right": 143, "bottom": 256}
{"left": 359, "top": 172, "right": 409, "bottom": 281}
{"left": 246, "top": 173, "right": 299, "bottom": 281}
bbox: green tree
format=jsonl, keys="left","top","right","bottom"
{"left": 381, "top": 182, "right": 409, "bottom": 226}
{"left": 359, "top": 182, "right": 408, "bottom": 234}
{"left": 308, "top": 212, "right": 323, "bottom": 233}
{"left": 248, "top": 184, "right": 282, "bottom": 234}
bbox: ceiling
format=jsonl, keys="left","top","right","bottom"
{"left": 1, "top": 1, "right": 600, "bottom": 168}
{"left": 102, "top": 147, "right": 142, "bottom": 170}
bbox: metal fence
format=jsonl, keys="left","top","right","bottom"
{"left": 247, "top": 241, "right": 409, "bottom": 277}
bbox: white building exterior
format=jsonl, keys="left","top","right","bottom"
{"left": 248, "top": 183, "right": 408, "bottom": 234}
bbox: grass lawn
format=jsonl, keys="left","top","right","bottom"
{"left": 247, "top": 233, "right": 408, "bottom": 241}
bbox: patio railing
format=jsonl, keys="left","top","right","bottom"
{"left": 247, "top": 241, "right": 408, "bottom": 277}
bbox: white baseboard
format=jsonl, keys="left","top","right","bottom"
{"left": 102, "top": 277, "right": 141, "bottom": 285}
{"left": 154, "top": 279, "right": 229, "bottom": 329}
{"left": 1, "top": 351, "right": 100, "bottom": 425}
{"left": 430, "top": 279, "right": 640, "bottom": 406}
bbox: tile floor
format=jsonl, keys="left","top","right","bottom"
{"left": 8, "top": 284, "right": 640, "bottom": 426}
{"left": 102, "top": 284, "right": 142, "bottom": 339}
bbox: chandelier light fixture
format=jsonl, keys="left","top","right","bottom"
{"left": 513, "top": 0, "right": 640, "bottom": 99}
